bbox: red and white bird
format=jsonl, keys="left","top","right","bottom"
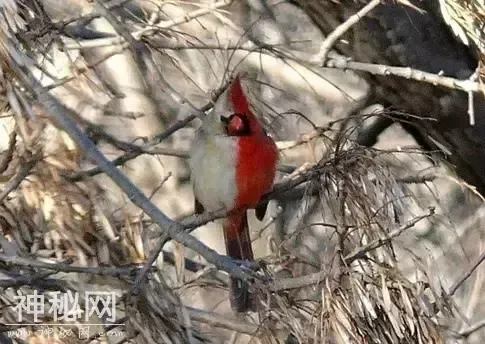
{"left": 189, "top": 75, "right": 279, "bottom": 312}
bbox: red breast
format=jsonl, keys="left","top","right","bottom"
{"left": 228, "top": 76, "right": 278, "bottom": 210}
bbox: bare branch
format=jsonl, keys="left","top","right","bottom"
{"left": 0, "top": 253, "right": 146, "bottom": 277}
{"left": 270, "top": 209, "right": 436, "bottom": 291}
{"left": 0, "top": 129, "right": 16, "bottom": 174}
{"left": 0, "top": 155, "right": 39, "bottom": 202}
{"left": 269, "top": 269, "right": 328, "bottom": 292}
{"left": 143, "top": 41, "right": 484, "bottom": 95}
{"left": 448, "top": 249, "right": 485, "bottom": 297}
{"left": 324, "top": 51, "right": 483, "bottom": 94}
{"left": 186, "top": 306, "right": 258, "bottom": 335}
{"left": 457, "top": 318, "right": 485, "bottom": 338}
{"left": 316, "top": 0, "right": 382, "bottom": 64}
{"left": 133, "top": 0, "right": 234, "bottom": 39}
{"left": 344, "top": 208, "right": 435, "bottom": 263}
{"left": 55, "top": 0, "right": 132, "bottom": 28}
{"left": 86, "top": 125, "right": 189, "bottom": 158}
{"left": 65, "top": 79, "right": 229, "bottom": 181}
{"left": 64, "top": 0, "right": 234, "bottom": 49}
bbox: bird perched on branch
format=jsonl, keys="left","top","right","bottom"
{"left": 189, "top": 74, "right": 278, "bottom": 312}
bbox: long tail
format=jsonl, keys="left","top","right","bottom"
{"left": 223, "top": 211, "right": 254, "bottom": 312}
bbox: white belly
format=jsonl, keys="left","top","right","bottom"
{"left": 189, "top": 133, "right": 238, "bottom": 212}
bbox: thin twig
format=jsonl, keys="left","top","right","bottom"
{"left": 394, "top": 173, "right": 437, "bottom": 184}
{"left": 64, "top": 0, "right": 233, "bottom": 50}
{"left": 87, "top": 125, "right": 189, "bottom": 158}
{"left": 64, "top": 115, "right": 197, "bottom": 181}
{"left": 65, "top": 80, "right": 229, "bottom": 181}
{"left": 133, "top": 0, "right": 233, "bottom": 39}
{"left": 94, "top": 0, "right": 147, "bottom": 71}
{"left": 344, "top": 208, "right": 435, "bottom": 263}
{"left": 0, "top": 269, "right": 56, "bottom": 288}
{"left": 0, "top": 155, "right": 39, "bottom": 202}
{"left": 457, "top": 318, "right": 485, "bottom": 338}
{"left": 468, "top": 91, "right": 475, "bottom": 125}
{"left": 186, "top": 306, "right": 258, "bottom": 335}
{"left": 325, "top": 52, "right": 482, "bottom": 94}
{"left": 141, "top": 41, "right": 484, "bottom": 95}
{"left": 63, "top": 23, "right": 484, "bottom": 100}
{"left": 467, "top": 68, "right": 480, "bottom": 125}
{"left": 448, "top": 250, "right": 485, "bottom": 296}
{"left": 0, "top": 253, "right": 150, "bottom": 277}
{"left": 269, "top": 269, "right": 329, "bottom": 292}
{"left": 270, "top": 209, "right": 436, "bottom": 291}
{"left": 55, "top": 0, "right": 132, "bottom": 28}
{"left": 316, "top": 0, "right": 381, "bottom": 64}
{"left": 0, "top": 250, "right": 223, "bottom": 284}
{"left": 45, "top": 46, "right": 129, "bottom": 91}
{"left": 0, "top": 129, "right": 16, "bottom": 174}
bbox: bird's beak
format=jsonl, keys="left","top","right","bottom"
{"left": 201, "top": 111, "right": 227, "bottom": 136}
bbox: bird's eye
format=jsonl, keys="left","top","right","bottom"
{"left": 226, "top": 113, "right": 250, "bottom": 136}
{"left": 220, "top": 116, "right": 229, "bottom": 125}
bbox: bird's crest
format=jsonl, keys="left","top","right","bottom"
{"left": 229, "top": 74, "right": 250, "bottom": 114}
{"left": 228, "top": 74, "right": 262, "bottom": 134}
